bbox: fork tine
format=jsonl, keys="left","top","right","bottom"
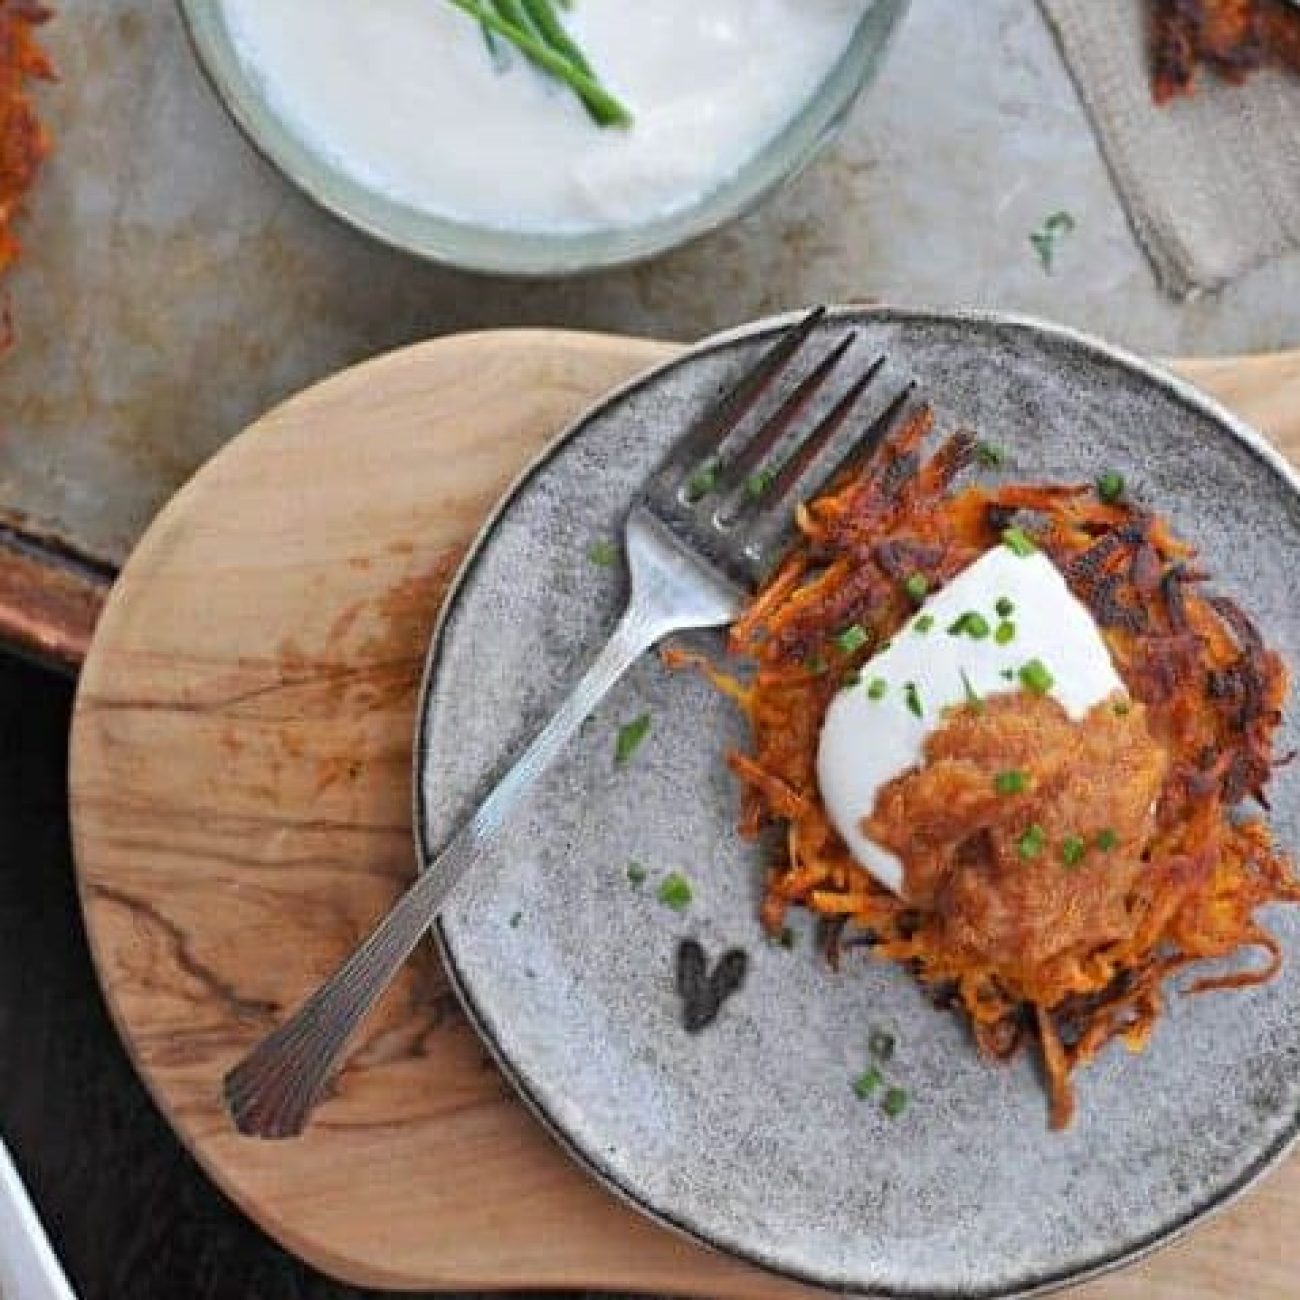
{"left": 749, "top": 354, "right": 887, "bottom": 512}
{"left": 661, "top": 306, "right": 827, "bottom": 485}
{"left": 711, "top": 332, "right": 857, "bottom": 498}
{"left": 801, "top": 379, "right": 918, "bottom": 502}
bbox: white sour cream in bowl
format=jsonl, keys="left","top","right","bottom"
{"left": 817, "top": 545, "right": 1126, "bottom": 896}
{"left": 183, "top": 0, "right": 907, "bottom": 272}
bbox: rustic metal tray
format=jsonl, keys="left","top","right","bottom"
{"left": 5, "top": 0, "right": 1300, "bottom": 671}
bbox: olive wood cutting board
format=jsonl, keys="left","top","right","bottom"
{"left": 67, "top": 330, "right": 1300, "bottom": 1296}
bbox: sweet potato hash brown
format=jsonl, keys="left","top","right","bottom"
{"left": 1151, "top": 0, "right": 1300, "bottom": 102}
{"left": 677, "top": 406, "right": 1300, "bottom": 1128}
{"left": 0, "top": 0, "right": 52, "bottom": 291}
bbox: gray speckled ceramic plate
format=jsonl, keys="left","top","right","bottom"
{"left": 415, "top": 308, "right": 1300, "bottom": 1298}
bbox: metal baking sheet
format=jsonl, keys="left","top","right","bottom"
{"left": 2, "top": 0, "right": 1299, "bottom": 571}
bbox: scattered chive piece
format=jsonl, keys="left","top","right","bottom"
{"left": 779, "top": 926, "right": 797, "bottom": 950}
{"left": 746, "top": 467, "right": 776, "bottom": 501}
{"left": 587, "top": 539, "right": 618, "bottom": 567}
{"left": 1097, "top": 470, "right": 1126, "bottom": 505}
{"left": 842, "top": 669, "right": 862, "bottom": 690}
{"left": 1001, "top": 668, "right": 1017, "bottom": 682}
{"left": 869, "top": 1029, "right": 896, "bottom": 1062}
{"left": 995, "top": 769, "right": 1028, "bottom": 795}
{"left": 1002, "top": 527, "right": 1038, "bottom": 557}
{"left": 961, "top": 669, "right": 983, "bottom": 711}
{"left": 995, "top": 596, "right": 1015, "bottom": 619}
{"left": 853, "top": 1066, "right": 884, "bottom": 1099}
{"left": 657, "top": 872, "right": 693, "bottom": 911}
{"left": 836, "top": 624, "right": 870, "bottom": 655}
{"left": 904, "top": 682, "right": 923, "bottom": 719}
{"left": 1096, "top": 828, "right": 1119, "bottom": 852}
{"left": 904, "top": 573, "right": 929, "bottom": 602}
{"left": 1018, "top": 658, "right": 1055, "bottom": 695}
{"left": 510, "top": 910, "right": 523, "bottom": 928}
{"left": 867, "top": 677, "right": 889, "bottom": 701}
{"left": 626, "top": 862, "right": 647, "bottom": 886}
{"left": 686, "top": 462, "right": 718, "bottom": 500}
{"left": 995, "top": 621, "right": 1017, "bottom": 646}
{"left": 882, "top": 1086, "right": 909, "bottom": 1119}
{"left": 807, "top": 654, "right": 828, "bottom": 676}
{"left": 914, "top": 614, "right": 935, "bottom": 635}
{"left": 615, "top": 713, "right": 652, "bottom": 765}
{"left": 1062, "top": 836, "right": 1087, "bottom": 868}
{"left": 1019, "top": 824, "right": 1047, "bottom": 860}
{"left": 976, "top": 441, "right": 1005, "bottom": 469}
{"left": 1114, "top": 698, "right": 1132, "bottom": 716}
{"left": 948, "top": 611, "right": 991, "bottom": 640}
{"left": 1029, "top": 210, "right": 1076, "bottom": 273}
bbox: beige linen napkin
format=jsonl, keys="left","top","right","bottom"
{"left": 1040, "top": 0, "right": 1300, "bottom": 298}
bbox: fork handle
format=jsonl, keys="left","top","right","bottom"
{"left": 223, "top": 600, "right": 672, "bottom": 1139}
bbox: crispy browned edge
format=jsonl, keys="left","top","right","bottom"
{"left": 0, "top": 515, "right": 111, "bottom": 674}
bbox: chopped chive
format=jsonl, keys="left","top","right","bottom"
{"left": 853, "top": 1066, "right": 884, "bottom": 1099}
{"left": 867, "top": 677, "right": 889, "bottom": 701}
{"left": 1096, "top": 828, "right": 1119, "bottom": 852}
{"left": 1019, "top": 824, "right": 1047, "bottom": 860}
{"left": 686, "top": 462, "right": 718, "bottom": 500}
{"left": 587, "top": 539, "right": 618, "bottom": 567}
{"left": 1030, "top": 210, "right": 1076, "bottom": 273}
{"left": 948, "top": 611, "right": 991, "bottom": 640}
{"left": 615, "top": 713, "right": 652, "bottom": 765}
{"left": 807, "top": 654, "right": 828, "bottom": 676}
{"left": 882, "top": 1086, "right": 909, "bottom": 1118}
{"left": 995, "top": 621, "right": 1017, "bottom": 646}
{"left": 1002, "top": 527, "right": 1038, "bottom": 557}
{"left": 1018, "top": 658, "right": 1055, "bottom": 696}
{"left": 961, "top": 669, "right": 983, "bottom": 711}
{"left": 509, "top": 910, "right": 523, "bottom": 928}
{"left": 913, "top": 614, "right": 935, "bottom": 635}
{"left": 842, "top": 669, "right": 862, "bottom": 690}
{"left": 1113, "top": 698, "right": 1132, "bottom": 716}
{"left": 995, "top": 596, "right": 1015, "bottom": 619}
{"left": 1097, "top": 470, "right": 1126, "bottom": 505}
{"left": 746, "top": 467, "right": 776, "bottom": 501}
{"left": 976, "top": 441, "right": 1005, "bottom": 469}
{"left": 995, "top": 769, "right": 1028, "bottom": 795}
{"left": 904, "top": 573, "right": 929, "bottom": 602}
{"left": 904, "top": 682, "right": 923, "bottom": 719}
{"left": 657, "top": 872, "right": 693, "bottom": 911}
{"left": 1001, "top": 667, "right": 1017, "bottom": 682}
{"left": 1062, "top": 836, "right": 1087, "bottom": 868}
{"left": 869, "top": 1028, "right": 896, "bottom": 1062}
{"left": 779, "top": 926, "right": 797, "bottom": 950}
{"left": 836, "top": 623, "right": 870, "bottom": 655}
{"left": 626, "top": 862, "right": 647, "bottom": 886}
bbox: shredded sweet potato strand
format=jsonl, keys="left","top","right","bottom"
{"left": 688, "top": 407, "right": 1300, "bottom": 1127}
{"left": 0, "top": 0, "right": 52, "bottom": 290}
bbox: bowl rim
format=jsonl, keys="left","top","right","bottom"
{"left": 413, "top": 305, "right": 1300, "bottom": 1299}
{"left": 176, "top": 0, "right": 912, "bottom": 278}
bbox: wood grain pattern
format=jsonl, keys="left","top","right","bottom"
{"left": 69, "top": 331, "right": 1300, "bottom": 1296}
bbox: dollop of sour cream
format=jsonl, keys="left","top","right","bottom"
{"left": 816, "top": 546, "right": 1126, "bottom": 896}
{"left": 222, "top": 0, "right": 869, "bottom": 232}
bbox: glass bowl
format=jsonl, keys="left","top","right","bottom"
{"left": 178, "top": 0, "right": 912, "bottom": 278}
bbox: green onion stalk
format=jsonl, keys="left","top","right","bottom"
{"left": 448, "top": 0, "right": 632, "bottom": 128}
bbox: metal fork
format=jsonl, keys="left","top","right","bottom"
{"left": 224, "top": 308, "right": 909, "bottom": 1139}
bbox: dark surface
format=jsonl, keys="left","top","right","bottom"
{"left": 0, "top": 655, "right": 619, "bottom": 1300}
